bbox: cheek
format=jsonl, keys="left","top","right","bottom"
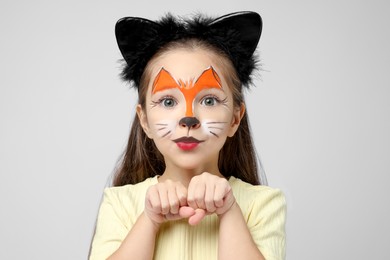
{"left": 150, "top": 119, "right": 177, "bottom": 138}
{"left": 198, "top": 107, "right": 234, "bottom": 137}
{"left": 197, "top": 105, "right": 233, "bottom": 122}
{"left": 146, "top": 107, "right": 182, "bottom": 138}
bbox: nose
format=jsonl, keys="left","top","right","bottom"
{"left": 179, "top": 117, "right": 200, "bottom": 129}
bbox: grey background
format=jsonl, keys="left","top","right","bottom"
{"left": 1, "top": 0, "right": 389, "bottom": 259}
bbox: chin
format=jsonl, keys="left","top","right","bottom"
{"left": 177, "top": 159, "right": 207, "bottom": 170}
{"left": 166, "top": 154, "right": 217, "bottom": 171}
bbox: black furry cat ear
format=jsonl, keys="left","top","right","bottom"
{"left": 115, "top": 17, "right": 158, "bottom": 64}
{"left": 115, "top": 17, "right": 161, "bottom": 87}
{"left": 209, "top": 11, "right": 262, "bottom": 58}
{"left": 206, "top": 11, "right": 262, "bottom": 87}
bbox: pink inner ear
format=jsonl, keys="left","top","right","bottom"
{"left": 152, "top": 67, "right": 222, "bottom": 117}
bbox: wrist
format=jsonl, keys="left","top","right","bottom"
{"left": 142, "top": 211, "right": 162, "bottom": 233}
{"left": 217, "top": 199, "right": 238, "bottom": 219}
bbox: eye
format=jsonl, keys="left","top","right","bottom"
{"left": 201, "top": 96, "right": 218, "bottom": 106}
{"left": 162, "top": 98, "right": 176, "bottom": 107}
{"left": 154, "top": 96, "right": 177, "bottom": 108}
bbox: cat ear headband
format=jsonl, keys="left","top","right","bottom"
{"left": 115, "top": 11, "right": 262, "bottom": 89}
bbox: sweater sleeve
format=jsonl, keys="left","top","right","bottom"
{"left": 89, "top": 188, "right": 130, "bottom": 260}
{"left": 247, "top": 188, "right": 286, "bottom": 260}
{"left": 89, "top": 178, "right": 155, "bottom": 260}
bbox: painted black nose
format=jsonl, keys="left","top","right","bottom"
{"left": 179, "top": 117, "right": 200, "bottom": 129}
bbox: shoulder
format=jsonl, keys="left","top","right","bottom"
{"left": 229, "top": 176, "right": 285, "bottom": 200}
{"left": 104, "top": 176, "right": 158, "bottom": 198}
{"left": 104, "top": 176, "right": 157, "bottom": 195}
{"left": 229, "top": 176, "right": 286, "bottom": 216}
{"left": 100, "top": 176, "right": 159, "bottom": 217}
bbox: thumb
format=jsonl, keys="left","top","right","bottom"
{"left": 179, "top": 206, "right": 196, "bottom": 218}
{"left": 188, "top": 208, "right": 206, "bottom": 226}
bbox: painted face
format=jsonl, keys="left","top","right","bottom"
{"left": 138, "top": 50, "right": 243, "bottom": 170}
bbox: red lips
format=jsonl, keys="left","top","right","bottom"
{"left": 173, "top": 137, "right": 203, "bottom": 151}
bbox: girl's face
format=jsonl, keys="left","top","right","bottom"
{"left": 138, "top": 49, "right": 244, "bottom": 171}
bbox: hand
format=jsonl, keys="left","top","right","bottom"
{"left": 187, "top": 172, "right": 236, "bottom": 225}
{"left": 145, "top": 180, "right": 196, "bottom": 226}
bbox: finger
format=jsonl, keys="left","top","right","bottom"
{"left": 165, "top": 205, "right": 196, "bottom": 222}
{"left": 188, "top": 176, "right": 206, "bottom": 209}
{"left": 164, "top": 212, "right": 181, "bottom": 221}
{"left": 179, "top": 206, "right": 196, "bottom": 218}
{"left": 157, "top": 185, "right": 169, "bottom": 215}
{"left": 215, "top": 185, "right": 236, "bottom": 215}
{"left": 214, "top": 180, "right": 230, "bottom": 208}
{"left": 146, "top": 186, "right": 161, "bottom": 213}
{"left": 204, "top": 182, "right": 216, "bottom": 213}
{"left": 194, "top": 182, "right": 206, "bottom": 209}
{"left": 188, "top": 208, "right": 206, "bottom": 226}
{"left": 176, "top": 183, "right": 188, "bottom": 207}
{"left": 145, "top": 186, "right": 167, "bottom": 224}
{"left": 167, "top": 187, "right": 179, "bottom": 215}
{"left": 187, "top": 179, "right": 198, "bottom": 209}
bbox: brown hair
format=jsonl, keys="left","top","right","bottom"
{"left": 112, "top": 39, "right": 261, "bottom": 186}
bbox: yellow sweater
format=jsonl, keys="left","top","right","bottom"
{"left": 90, "top": 176, "right": 286, "bottom": 260}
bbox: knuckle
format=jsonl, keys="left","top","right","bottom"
{"left": 155, "top": 183, "right": 164, "bottom": 190}
{"left": 152, "top": 203, "right": 161, "bottom": 212}
{"left": 205, "top": 196, "right": 214, "bottom": 204}
{"left": 187, "top": 197, "right": 196, "bottom": 206}
{"left": 170, "top": 200, "right": 179, "bottom": 208}
{"left": 161, "top": 204, "right": 169, "bottom": 213}
{"left": 215, "top": 199, "right": 224, "bottom": 207}
{"left": 178, "top": 194, "right": 187, "bottom": 203}
{"left": 191, "top": 176, "right": 200, "bottom": 183}
{"left": 218, "top": 178, "right": 228, "bottom": 185}
{"left": 187, "top": 196, "right": 194, "bottom": 203}
{"left": 194, "top": 194, "right": 203, "bottom": 202}
{"left": 205, "top": 198, "right": 214, "bottom": 206}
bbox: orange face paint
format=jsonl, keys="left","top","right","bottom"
{"left": 152, "top": 67, "right": 222, "bottom": 117}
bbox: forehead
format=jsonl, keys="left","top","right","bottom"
{"left": 149, "top": 49, "right": 227, "bottom": 86}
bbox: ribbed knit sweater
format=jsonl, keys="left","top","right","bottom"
{"left": 90, "top": 176, "right": 286, "bottom": 260}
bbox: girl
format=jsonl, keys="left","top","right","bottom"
{"left": 90, "top": 11, "right": 286, "bottom": 260}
